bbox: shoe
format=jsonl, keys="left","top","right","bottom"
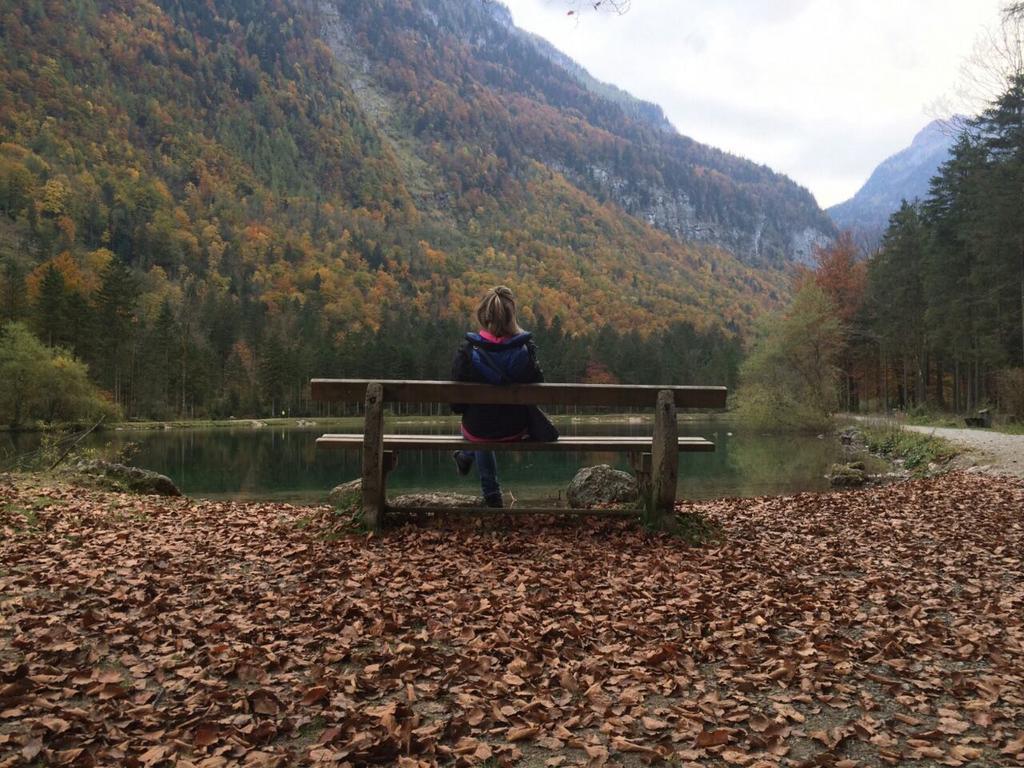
{"left": 453, "top": 451, "right": 473, "bottom": 476}
{"left": 484, "top": 493, "right": 503, "bottom": 509}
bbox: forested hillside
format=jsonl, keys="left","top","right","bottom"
{"left": 0, "top": 0, "right": 825, "bottom": 422}
{"left": 327, "top": 0, "right": 835, "bottom": 267}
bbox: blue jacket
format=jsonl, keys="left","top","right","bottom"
{"left": 451, "top": 331, "right": 544, "bottom": 440}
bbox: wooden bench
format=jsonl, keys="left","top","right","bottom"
{"left": 964, "top": 408, "right": 992, "bottom": 428}
{"left": 310, "top": 379, "right": 727, "bottom": 530}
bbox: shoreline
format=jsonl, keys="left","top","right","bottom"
{"left": 2, "top": 411, "right": 733, "bottom": 434}
{"left": 845, "top": 414, "right": 1024, "bottom": 479}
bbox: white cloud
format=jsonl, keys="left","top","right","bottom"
{"left": 501, "top": 0, "right": 1006, "bottom": 207}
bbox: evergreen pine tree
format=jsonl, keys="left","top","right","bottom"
{"left": 34, "top": 263, "right": 68, "bottom": 347}
{"left": 93, "top": 257, "right": 139, "bottom": 410}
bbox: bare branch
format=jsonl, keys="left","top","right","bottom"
{"left": 563, "top": 0, "right": 631, "bottom": 16}
{"left": 929, "top": 2, "right": 1023, "bottom": 121}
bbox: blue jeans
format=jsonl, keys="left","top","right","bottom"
{"left": 456, "top": 450, "right": 500, "bottom": 499}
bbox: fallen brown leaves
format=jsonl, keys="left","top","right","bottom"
{"left": 1, "top": 472, "right": 1022, "bottom": 767}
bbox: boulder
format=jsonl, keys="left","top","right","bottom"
{"left": 829, "top": 462, "right": 867, "bottom": 488}
{"left": 70, "top": 460, "right": 181, "bottom": 496}
{"left": 328, "top": 479, "right": 362, "bottom": 507}
{"left": 391, "top": 492, "right": 480, "bottom": 508}
{"left": 328, "top": 482, "right": 479, "bottom": 510}
{"left": 839, "top": 427, "right": 863, "bottom": 446}
{"left": 567, "top": 464, "right": 638, "bottom": 508}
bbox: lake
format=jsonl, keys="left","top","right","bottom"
{"left": 1, "top": 419, "right": 883, "bottom": 504}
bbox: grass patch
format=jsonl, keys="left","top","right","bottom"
{"left": 994, "top": 421, "right": 1024, "bottom": 435}
{"left": 667, "top": 511, "right": 722, "bottom": 545}
{"left": 328, "top": 491, "right": 369, "bottom": 534}
{"left": 5, "top": 506, "right": 40, "bottom": 532}
{"left": 905, "top": 413, "right": 961, "bottom": 429}
{"left": 104, "top": 507, "right": 150, "bottom": 524}
{"left": 641, "top": 504, "right": 721, "bottom": 545}
{"left": 295, "top": 715, "right": 327, "bottom": 741}
{"left": 28, "top": 494, "right": 62, "bottom": 509}
{"left": 900, "top": 411, "right": 1024, "bottom": 434}
{"left": 862, "top": 425, "right": 958, "bottom": 475}
{"left": 0, "top": 493, "right": 65, "bottom": 533}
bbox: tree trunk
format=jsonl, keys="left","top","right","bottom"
{"left": 954, "top": 359, "right": 960, "bottom": 413}
{"left": 881, "top": 348, "right": 889, "bottom": 411}
{"left": 976, "top": 360, "right": 983, "bottom": 407}
{"left": 901, "top": 357, "right": 909, "bottom": 410}
{"left": 921, "top": 354, "right": 929, "bottom": 409}
{"left": 180, "top": 331, "right": 187, "bottom": 417}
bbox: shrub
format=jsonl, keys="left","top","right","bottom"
{"left": 0, "top": 322, "right": 119, "bottom": 428}
{"left": 997, "top": 368, "right": 1024, "bottom": 420}
{"left": 863, "top": 426, "right": 957, "bottom": 475}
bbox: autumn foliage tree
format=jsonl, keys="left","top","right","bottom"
{"left": 811, "top": 232, "right": 867, "bottom": 410}
{"left": 735, "top": 284, "right": 844, "bottom": 431}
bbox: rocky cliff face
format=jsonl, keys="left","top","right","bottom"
{"left": 486, "top": 2, "right": 837, "bottom": 267}
{"left": 828, "top": 118, "right": 962, "bottom": 250}
{"left": 323, "top": 0, "right": 835, "bottom": 269}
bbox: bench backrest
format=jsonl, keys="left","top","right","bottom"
{"left": 310, "top": 379, "right": 727, "bottom": 409}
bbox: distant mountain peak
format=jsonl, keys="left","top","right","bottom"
{"left": 828, "top": 117, "right": 964, "bottom": 250}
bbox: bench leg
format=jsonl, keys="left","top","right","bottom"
{"left": 361, "top": 382, "right": 385, "bottom": 532}
{"left": 650, "top": 389, "right": 678, "bottom": 527}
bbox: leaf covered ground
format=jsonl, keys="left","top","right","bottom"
{"left": 1, "top": 473, "right": 1022, "bottom": 768}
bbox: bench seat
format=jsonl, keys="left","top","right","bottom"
{"left": 316, "top": 434, "right": 715, "bottom": 452}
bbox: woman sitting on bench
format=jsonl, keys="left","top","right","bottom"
{"left": 451, "top": 286, "right": 547, "bottom": 508}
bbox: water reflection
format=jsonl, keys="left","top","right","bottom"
{"left": 1, "top": 421, "right": 882, "bottom": 504}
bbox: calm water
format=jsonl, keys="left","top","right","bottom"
{"left": 2, "top": 419, "right": 882, "bottom": 504}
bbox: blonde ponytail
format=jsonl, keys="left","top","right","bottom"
{"left": 476, "top": 285, "right": 522, "bottom": 338}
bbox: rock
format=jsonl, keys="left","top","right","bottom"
{"left": 296, "top": 419, "right": 317, "bottom": 427}
{"left": 839, "top": 427, "right": 863, "bottom": 446}
{"left": 70, "top": 460, "right": 181, "bottom": 496}
{"left": 567, "top": 464, "right": 638, "bottom": 509}
{"left": 390, "top": 492, "right": 480, "bottom": 508}
{"left": 828, "top": 462, "right": 867, "bottom": 488}
{"left": 329, "top": 482, "right": 480, "bottom": 510}
{"left": 328, "top": 479, "right": 362, "bottom": 507}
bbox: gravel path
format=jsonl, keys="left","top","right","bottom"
{"left": 852, "top": 416, "right": 1024, "bottom": 478}
{"left": 902, "top": 424, "right": 1024, "bottom": 477}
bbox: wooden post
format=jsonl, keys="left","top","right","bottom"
{"left": 650, "top": 389, "right": 678, "bottom": 526}
{"left": 361, "top": 382, "right": 385, "bottom": 531}
{"left": 630, "top": 451, "right": 652, "bottom": 499}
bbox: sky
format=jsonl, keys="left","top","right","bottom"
{"left": 501, "top": 0, "right": 1007, "bottom": 208}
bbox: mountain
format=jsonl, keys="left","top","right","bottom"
{"left": 353, "top": 0, "right": 836, "bottom": 268}
{"left": 828, "top": 118, "right": 961, "bottom": 250}
{"left": 0, "top": 0, "right": 831, "bottom": 417}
